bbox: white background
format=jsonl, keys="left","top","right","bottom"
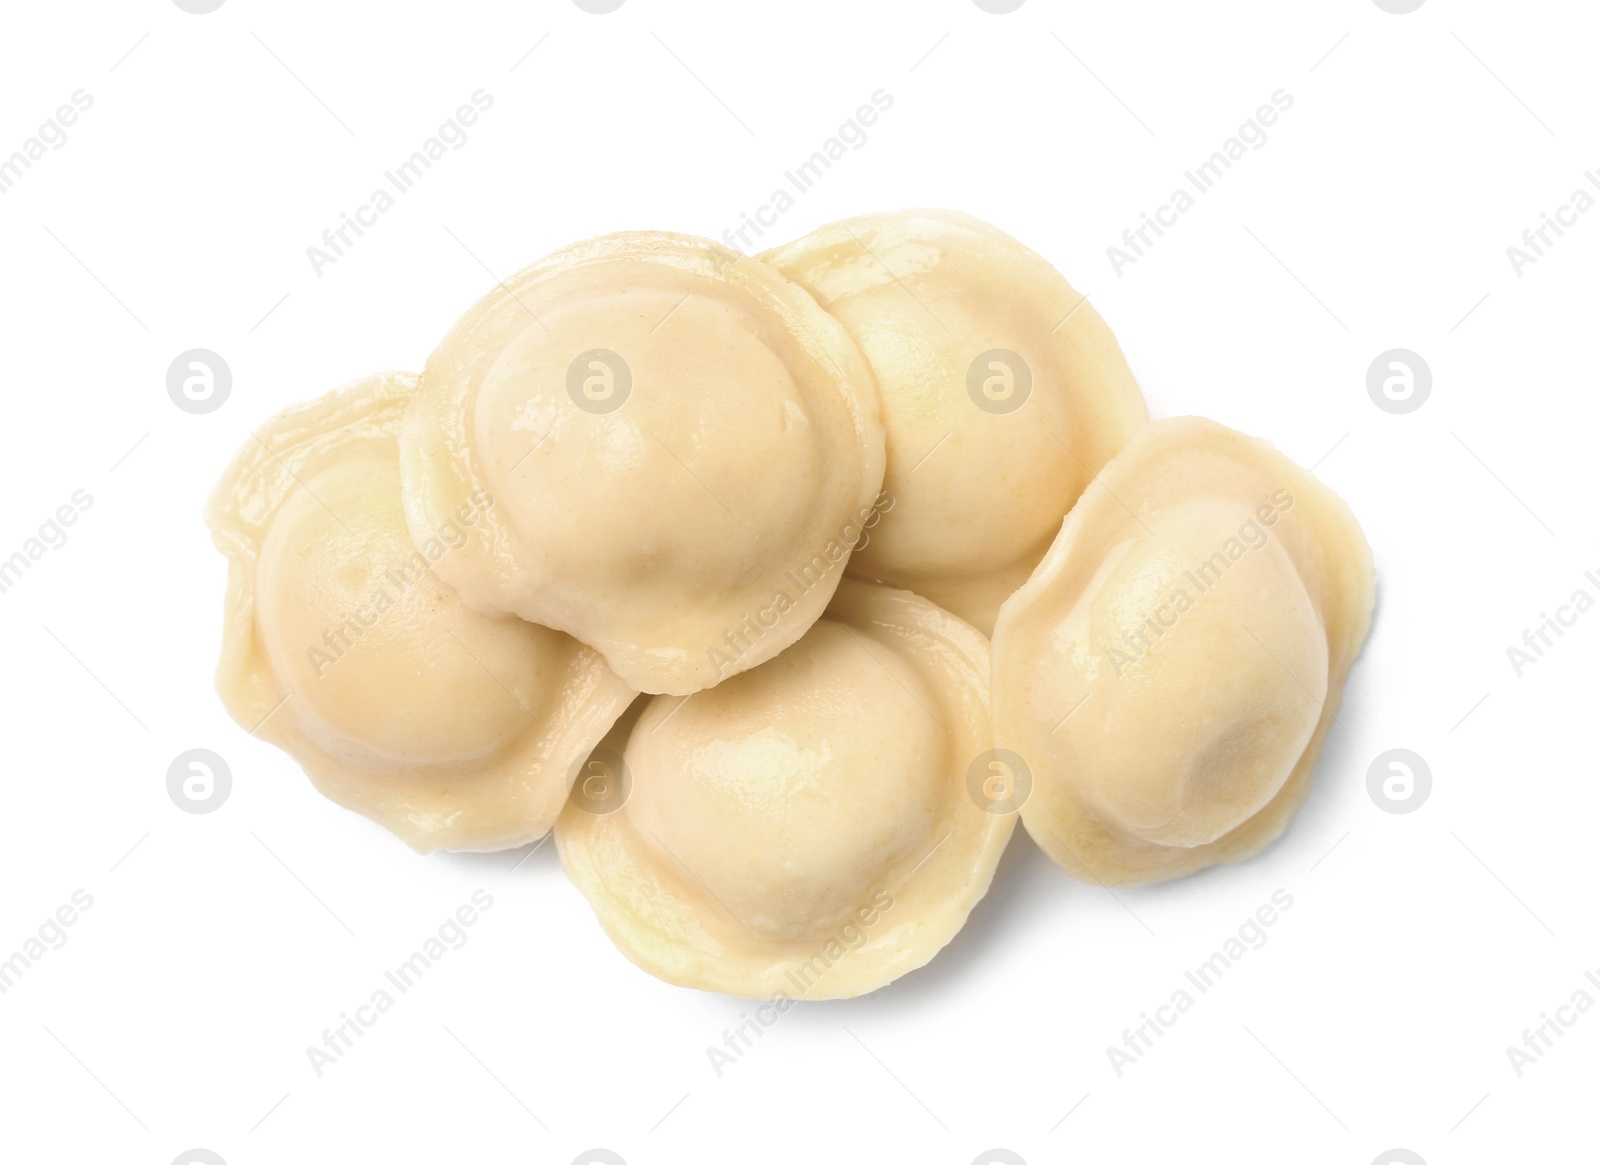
{"left": 0, "top": 1, "right": 1595, "bottom": 1162}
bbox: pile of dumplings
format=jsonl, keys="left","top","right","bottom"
{"left": 208, "top": 210, "right": 1374, "bottom": 1000}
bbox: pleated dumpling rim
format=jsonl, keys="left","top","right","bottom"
{"left": 992, "top": 415, "right": 1376, "bottom": 885}
{"left": 556, "top": 579, "right": 1014, "bottom": 1000}
{"left": 205, "top": 371, "right": 636, "bottom": 853}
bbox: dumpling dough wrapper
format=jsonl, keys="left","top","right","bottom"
{"left": 208, "top": 372, "right": 636, "bottom": 852}
{"left": 557, "top": 580, "right": 1013, "bottom": 999}
{"left": 992, "top": 417, "right": 1374, "bottom": 884}
{"left": 400, "top": 232, "right": 887, "bottom": 696}
{"left": 764, "top": 209, "right": 1147, "bottom": 633}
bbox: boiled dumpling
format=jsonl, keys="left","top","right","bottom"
{"left": 399, "top": 232, "right": 887, "bottom": 696}
{"left": 207, "top": 372, "right": 636, "bottom": 852}
{"left": 991, "top": 417, "right": 1374, "bottom": 884}
{"left": 763, "top": 210, "right": 1147, "bottom": 633}
{"left": 557, "top": 580, "right": 1012, "bottom": 999}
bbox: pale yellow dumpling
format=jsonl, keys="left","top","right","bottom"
{"left": 208, "top": 372, "right": 636, "bottom": 852}
{"left": 763, "top": 210, "right": 1147, "bottom": 632}
{"left": 991, "top": 417, "right": 1374, "bottom": 884}
{"left": 399, "top": 232, "right": 887, "bottom": 696}
{"left": 557, "top": 580, "right": 1012, "bottom": 999}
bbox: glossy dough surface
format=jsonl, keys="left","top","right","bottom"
{"left": 557, "top": 580, "right": 1013, "bottom": 999}
{"left": 763, "top": 210, "right": 1147, "bottom": 633}
{"left": 991, "top": 417, "right": 1374, "bottom": 884}
{"left": 399, "top": 232, "right": 887, "bottom": 696}
{"left": 208, "top": 372, "right": 636, "bottom": 852}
